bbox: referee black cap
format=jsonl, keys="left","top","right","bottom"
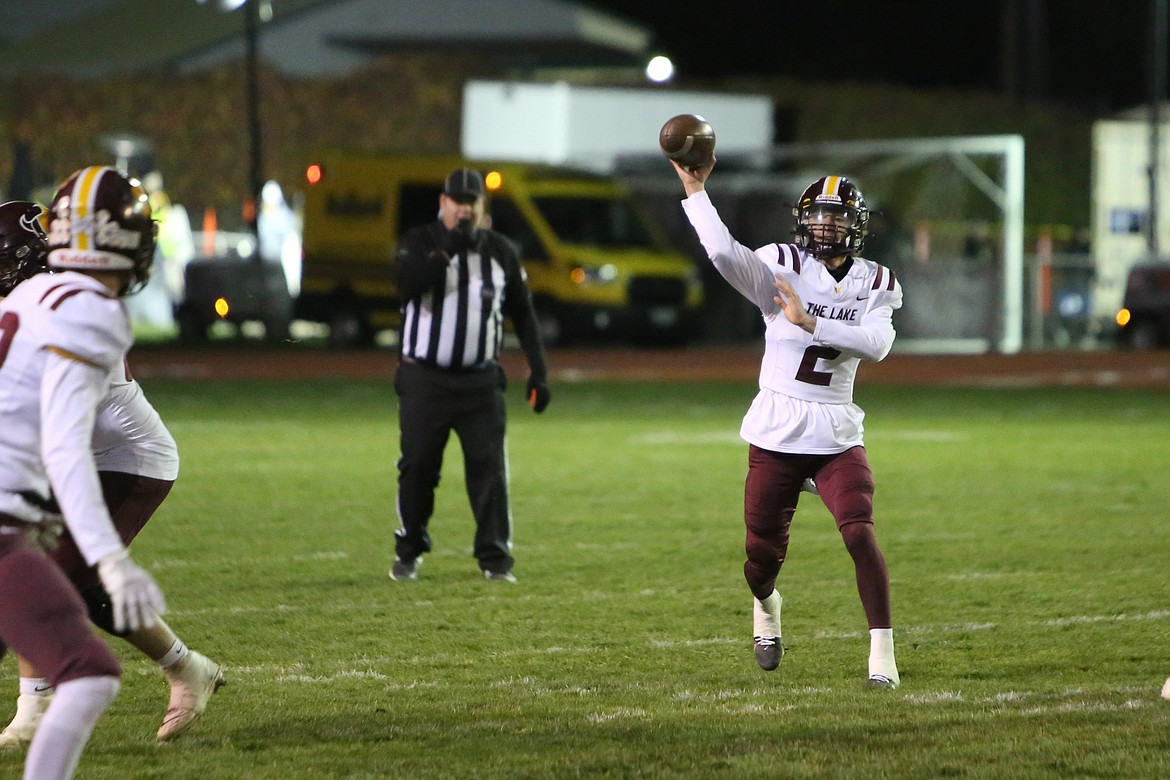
{"left": 444, "top": 167, "right": 485, "bottom": 200}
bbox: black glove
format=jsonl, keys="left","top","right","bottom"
{"left": 442, "top": 219, "right": 478, "bottom": 255}
{"left": 425, "top": 248, "right": 450, "bottom": 269}
{"left": 526, "top": 375, "right": 550, "bottom": 413}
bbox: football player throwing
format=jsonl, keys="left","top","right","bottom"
{"left": 671, "top": 156, "right": 902, "bottom": 688}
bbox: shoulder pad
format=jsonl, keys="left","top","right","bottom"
{"left": 41, "top": 280, "right": 130, "bottom": 369}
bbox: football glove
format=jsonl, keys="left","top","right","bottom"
{"left": 97, "top": 549, "right": 167, "bottom": 633}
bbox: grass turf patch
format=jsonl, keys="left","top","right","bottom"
{"left": 6, "top": 376, "right": 1169, "bottom": 779}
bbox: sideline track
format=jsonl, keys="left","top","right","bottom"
{"left": 127, "top": 345, "right": 1170, "bottom": 388}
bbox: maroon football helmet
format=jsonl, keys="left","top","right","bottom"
{"left": 792, "top": 175, "right": 870, "bottom": 260}
{"left": 0, "top": 200, "right": 49, "bottom": 296}
{"left": 46, "top": 166, "right": 156, "bottom": 294}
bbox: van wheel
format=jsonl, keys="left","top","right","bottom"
{"left": 264, "top": 316, "right": 291, "bottom": 343}
{"left": 535, "top": 305, "right": 563, "bottom": 346}
{"left": 176, "top": 308, "right": 208, "bottom": 344}
{"left": 1125, "top": 321, "right": 1161, "bottom": 350}
{"left": 328, "top": 307, "right": 372, "bottom": 348}
{"left": 535, "top": 301, "right": 570, "bottom": 343}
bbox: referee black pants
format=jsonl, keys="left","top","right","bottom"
{"left": 393, "top": 360, "right": 513, "bottom": 572}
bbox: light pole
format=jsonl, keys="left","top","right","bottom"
{"left": 1149, "top": 0, "right": 1167, "bottom": 257}
{"left": 198, "top": 0, "right": 265, "bottom": 239}
{"left": 244, "top": 0, "right": 262, "bottom": 238}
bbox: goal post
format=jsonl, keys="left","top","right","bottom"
{"left": 621, "top": 133, "right": 1027, "bottom": 354}
{"left": 768, "top": 135, "right": 1026, "bottom": 354}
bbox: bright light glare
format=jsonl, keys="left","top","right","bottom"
{"left": 645, "top": 55, "right": 674, "bottom": 83}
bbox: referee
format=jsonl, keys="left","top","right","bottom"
{"left": 389, "top": 167, "right": 550, "bottom": 584}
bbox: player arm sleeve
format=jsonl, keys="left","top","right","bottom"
{"left": 393, "top": 229, "right": 449, "bottom": 299}
{"left": 812, "top": 281, "right": 904, "bottom": 362}
{"left": 680, "top": 190, "right": 777, "bottom": 309}
{"left": 40, "top": 350, "right": 125, "bottom": 565}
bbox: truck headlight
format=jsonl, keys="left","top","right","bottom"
{"left": 570, "top": 263, "right": 619, "bottom": 285}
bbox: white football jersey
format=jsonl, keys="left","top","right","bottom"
{"left": 682, "top": 190, "right": 903, "bottom": 454}
{"left": 0, "top": 271, "right": 129, "bottom": 562}
{"left": 93, "top": 359, "right": 180, "bottom": 481}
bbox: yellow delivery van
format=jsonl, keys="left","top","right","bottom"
{"left": 297, "top": 153, "right": 703, "bottom": 346}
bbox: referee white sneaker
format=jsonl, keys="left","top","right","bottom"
{"left": 157, "top": 651, "right": 225, "bottom": 742}
{"left": 0, "top": 693, "right": 52, "bottom": 750}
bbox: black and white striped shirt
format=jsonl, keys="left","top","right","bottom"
{"left": 395, "top": 222, "right": 546, "bottom": 375}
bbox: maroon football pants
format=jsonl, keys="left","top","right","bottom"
{"left": 50, "top": 472, "right": 173, "bottom": 595}
{"left": 0, "top": 526, "right": 121, "bottom": 686}
{"left": 743, "top": 444, "right": 892, "bottom": 629}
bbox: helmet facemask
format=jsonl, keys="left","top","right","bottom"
{"left": 796, "top": 203, "right": 867, "bottom": 260}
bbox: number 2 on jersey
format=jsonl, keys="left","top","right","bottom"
{"left": 795, "top": 345, "right": 841, "bottom": 386}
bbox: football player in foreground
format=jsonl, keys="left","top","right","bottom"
{"left": 0, "top": 167, "right": 161, "bottom": 779}
{"left": 670, "top": 156, "right": 902, "bottom": 688}
{"left": 0, "top": 198, "right": 224, "bottom": 751}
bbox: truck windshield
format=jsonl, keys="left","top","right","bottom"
{"left": 532, "top": 196, "right": 658, "bottom": 249}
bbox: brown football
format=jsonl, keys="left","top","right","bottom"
{"left": 659, "top": 114, "right": 716, "bottom": 169}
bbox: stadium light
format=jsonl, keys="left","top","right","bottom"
{"left": 645, "top": 55, "right": 674, "bottom": 83}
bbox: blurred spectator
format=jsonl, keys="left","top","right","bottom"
{"left": 258, "top": 180, "right": 301, "bottom": 297}
{"left": 963, "top": 220, "right": 994, "bottom": 264}
{"left": 124, "top": 171, "right": 194, "bottom": 329}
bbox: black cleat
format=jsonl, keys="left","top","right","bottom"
{"left": 866, "top": 674, "right": 898, "bottom": 689}
{"left": 753, "top": 636, "right": 783, "bottom": 671}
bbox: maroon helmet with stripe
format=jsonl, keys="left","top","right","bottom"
{"left": 0, "top": 200, "right": 49, "bottom": 296}
{"left": 46, "top": 166, "right": 156, "bottom": 294}
{"left": 792, "top": 175, "right": 869, "bottom": 260}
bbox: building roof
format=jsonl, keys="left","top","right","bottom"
{"left": 0, "top": 0, "right": 652, "bottom": 79}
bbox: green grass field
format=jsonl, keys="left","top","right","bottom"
{"left": 4, "top": 374, "right": 1169, "bottom": 779}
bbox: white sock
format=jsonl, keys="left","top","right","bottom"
{"left": 868, "top": 628, "right": 899, "bottom": 683}
{"left": 23, "top": 676, "right": 119, "bottom": 780}
{"left": 753, "top": 591, "right": 782, "bottom": 639}
{"left": 18, "top": 677, "right": 53, "bottom": 698}
{"left": 157, "top": 639, "right": 190, "bottom": 671}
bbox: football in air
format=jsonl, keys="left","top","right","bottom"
{"left": 659, "top": 114, "right": 716, "bottom": 170}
